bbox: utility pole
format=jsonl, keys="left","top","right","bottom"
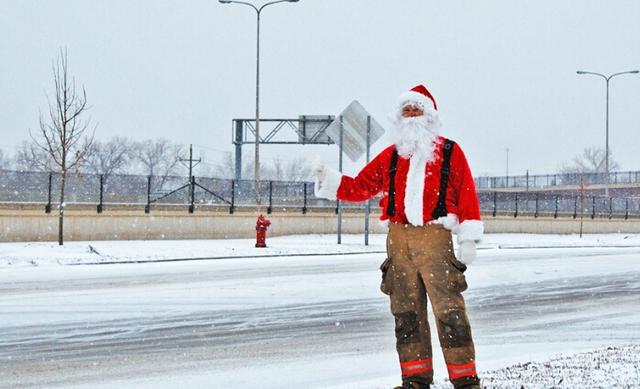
{"left": 180, "top": 144, "right": 202, "bottom": 212}
{"left": 180, "top": 144, "right": 202, "bottom": 180}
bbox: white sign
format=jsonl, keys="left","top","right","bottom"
{"left": 324, "top": 100, "right": 385, "bottom": 162}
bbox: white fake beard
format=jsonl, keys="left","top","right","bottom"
{"left": 391, "top": 114, "right": 441, "bottom": 160}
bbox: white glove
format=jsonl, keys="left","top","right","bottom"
{"left": 311, "top": 157, "right": 327, "bottom": 184}
{"left": 311, "top": 158, "right": 341, "bottom": 200}
{"left": 457, "top": 240, "right": 477, "bottom": 265}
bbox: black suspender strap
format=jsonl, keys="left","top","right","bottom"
{"left": 386, "top": 148, "right": 399, "bottom": 216}
{"left": 387, "top": 140, "right": 455, "bottom": 220}
{"left": 431, "top": 138, "right": 456, "bottom": 219}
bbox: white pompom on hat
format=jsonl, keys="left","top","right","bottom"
{"left": 396, "top": 84, "right": 438, "bottom": 114}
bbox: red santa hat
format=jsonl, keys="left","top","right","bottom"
{"left": 396, "top": 84, "right": 438, "bottom": 114}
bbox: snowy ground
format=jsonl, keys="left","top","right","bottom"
{"left": 1, "top": 233, "right": 639, "bottom": 388}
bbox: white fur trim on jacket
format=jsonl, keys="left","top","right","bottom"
{"left": 314, "top": 166, "right": 341, "bottom": 201}
{"left": 435, "top": 213, "right": 459, "bottom": 230}
{"left": 455, "top": 220, "right": 484, "bottom": 243}
{"left": 404, "top": 152, "right": 428, "bottom": 226}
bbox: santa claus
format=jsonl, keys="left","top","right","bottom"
{"left": 313, "top": 85, "right": 483, "bottom": 389}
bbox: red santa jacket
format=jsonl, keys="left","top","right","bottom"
{"left": 316, "top": 136, "right": 484, "bottom": 242}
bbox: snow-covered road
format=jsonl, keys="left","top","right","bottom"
{"left": 1, "top": 235, "right": 639, "bottom": 388}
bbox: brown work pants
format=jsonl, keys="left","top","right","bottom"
{"left": 380, "top": 223, "right": 480, "bottom": 388}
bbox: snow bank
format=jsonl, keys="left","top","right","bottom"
{"left": 2, "top": 233, "right": 640, "bottom": 268}
{"left": 473, "top": 345, "right": 640, "bottom": 389}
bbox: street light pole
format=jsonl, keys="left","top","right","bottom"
{"left": 576, "top": 69, "right": 639, "bottom": 196}
{"left": 219, "top": 0, "right": 299, "bottom": 211}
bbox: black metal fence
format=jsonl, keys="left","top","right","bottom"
{"left": 2, "top": 169, "right": 640, "bottom": 219}
{"left": 0, "top": 170, "right": 343, "bottom": 214}
{"left": 478, "top": 191, "right": 640, "bottom": 220}
{"left": 475, "top": 170, "right": 640, "bottom": 189}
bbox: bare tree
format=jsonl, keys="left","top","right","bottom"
{"left": 14, "top": 140, "right": 57, "bottom": 172}
{"left": 262, "top": 156, "right": 312, "bottom": 182}
{"left": 198, "top": 152, "right": 312, "bottom": 182}
{"left": 206, "top": 152, "right": 253, "bottom": 180}
{"left": 0, "top": 149, "right": 10, "bottom": 170}
{"left": 269, "top": 156, "right": 286, "bottom": 181}
{"left": 84, "top": 137, "right": 131, "bottom": 180}
{"left": 283, "top": 156, "right": 312, "bottom": 182}
{"left": 559, "top": 146, "right": 620, "bottom": 175}
{"left": 130, "top": 138, "right": 184, "bottom": 189}
{"left": 30, "top": 49, "right": 95, "bottom": 245}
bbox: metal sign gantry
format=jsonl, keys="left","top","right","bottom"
{"left": 232, "top": 115, "right": 335, "bottom": 182}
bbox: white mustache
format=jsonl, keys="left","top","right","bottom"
{"left": 392, "top": 115, "right": 440, "bottom": 159}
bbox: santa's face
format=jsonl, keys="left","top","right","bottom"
{"left": 391, "top": 102, "right": 441, "bottom": 160}
{"left": 401, "top": 104, "right": 424, "bottom": 118}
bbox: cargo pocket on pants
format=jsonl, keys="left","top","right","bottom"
{"left": 447, "top": 254, "right": 467, "bottom": 274}
{"left": 379, "top": 257, "right": 393, "bottom": 295}
{"left": 444, "top": 253, "right": 469, "bottom": 293}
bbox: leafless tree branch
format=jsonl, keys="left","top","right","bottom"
{"left": 559, "top": 146, "right": 620, "bottom": 175}
{"left": 29, "top": 48, "right": 95, "bottom": 245}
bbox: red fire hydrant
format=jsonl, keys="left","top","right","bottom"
{"left": 255, "top": 214, "right": 271, "bottom": 248}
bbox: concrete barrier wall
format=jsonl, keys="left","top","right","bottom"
{"left": 1, "top": 203, "right": 639, "bottom": 242}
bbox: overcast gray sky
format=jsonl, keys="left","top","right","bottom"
{"left": 1, "top": 0, "right": 639, "bottom": 177}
